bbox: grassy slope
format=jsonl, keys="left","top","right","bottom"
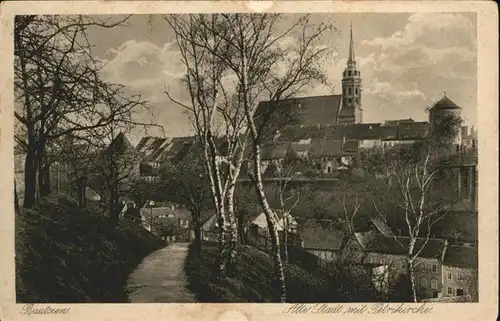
{"left": 15, "top": 195, "right": 165, "bottom": 303}
{"left": 185, "top": 242, "right": 379, "bottom": 303}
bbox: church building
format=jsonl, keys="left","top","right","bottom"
{"left": 254, "top": 23, "right": 472, "bottom": 175}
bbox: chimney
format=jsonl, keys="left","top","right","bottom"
{"left": 441, "top": 239, "right": 448, "bottom": 262}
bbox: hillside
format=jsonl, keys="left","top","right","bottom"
{"left": 185, "top": 242, "right": 380, "bottom": 303}
{"left": 15, "top": 195, "right": 165, "bottom": 303}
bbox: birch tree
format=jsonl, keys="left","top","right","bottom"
{"left": 165, "top": 14, "right": 250, "bottom": 276}
{"left": 370, "top": 141, "right": 463, "bottom": 301}
{"left": 183, "top": 13, "right": 331, "bottom": 302}
{"left": 273, "top": 155, "right": 301, "bottom": 264}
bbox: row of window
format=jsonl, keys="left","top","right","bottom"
{"left": 420, "top": 277, "right": 439, "bottom": 289}
{"left": 343, "top": 87, "right": 360, "bottom": 96}
{"left": 367, "top": 257, "right": 438, "bottom": 272}
{"left": 344, "top": 70, "right": 360, "bottom": 77}
{"left": 447, "top": 287, "right": 466, "bottom": 296}
{"left": 447, "top": 272, "right": 471, "bottom": 281}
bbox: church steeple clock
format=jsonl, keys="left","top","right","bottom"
{"left": 340, "top": 23, "right": 363, "bottom": 124}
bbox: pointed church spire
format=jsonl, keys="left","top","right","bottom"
{"left": 348, "top": 22, "right": 355, "bottom": 65}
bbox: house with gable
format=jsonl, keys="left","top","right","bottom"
{"left": 354, "top": 232, "right": 448, "bottom": 300}
{"left": 441, "top": 244, "right": 478, "bottom": 301}
{"left": 135, "top": 136, "right": 171, "bottom": 182}
{"left": 346, "top": 216, "right": 449, "bottom": 299}
{"left": 297, "top": 219, "right": 349, "bottom": 267}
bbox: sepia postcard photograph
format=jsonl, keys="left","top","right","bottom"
{"left": 0, "top": 1, "right": 498, "bottom": 321}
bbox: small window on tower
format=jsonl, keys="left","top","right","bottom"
{"left": 355, "top": 87, "right": 359, "bottom": 95}
{"left": 348, "top": 70, "right": 352, "bottom": 76}
{"left": 348, "top": 87, "right": 352, "bottom": 95}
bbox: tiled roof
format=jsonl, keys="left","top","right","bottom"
{"left": 162, "top": 136, "right": 196, "bottom": 161}
{"left": 255, "top": 95, "right": 343, "bottom": 129}
{"left": 345, "top": 123, "right": 382, "bottom": 140}
{"left": 361, "top": 234, "right": 447, "bottom": 259}
{"left": 384, "top": 118, "right": 415, "bottom": 126}
{"left": 105, "top": 132, "right": 135, "bottom": 155}
{"left": 442, "top": 245, "right": 477, "bottom": 269}
{"left": 380, "top": 125, "right": 399, "bottom": 140}
{"left": 136, "top": 136, "right": 171, "bottom": 162}
{"left": 299, "top": 219, "right": 347, "bottom": 250}
{"left": 430, "top": 95, "right": 461, "bottom": 111}
{"left": 398, "top": 121, "right": 429, "bottom": 140}
{"left": 309, "top": 138, "right": 343, "bottom": 158}
{"left": 343, "top": 139, "right": 359, "bottom": 154}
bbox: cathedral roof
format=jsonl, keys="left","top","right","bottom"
{"left": 255, "top": 94, "right": 343, "bottom": 129}
{"left": 430, "top": 94, "right": 461, "bottom": 111}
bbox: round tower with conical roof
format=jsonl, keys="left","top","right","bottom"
{"left": 428, "top": 93, "right": 462, "bottom": 146}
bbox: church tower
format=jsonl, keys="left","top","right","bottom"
{"left": 339, "top": 23, "right": 363, "bottom": 124}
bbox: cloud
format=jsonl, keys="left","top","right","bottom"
{"left": 98, "top": 40, "right": 194, "bottom": 137}
{"left": 358, "top": 13, "right": 477, "bottom": 125}
{"left": 98, "top": 13, "right": 477, "bottom": 139}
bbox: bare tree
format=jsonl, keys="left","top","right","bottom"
{"left": 164, "top": 14, "right": 249, "bottom": 276}
{"left": 56, "top": 134, "right": 98, "bottom": 207}
{"left": 164, "top": 13, "right": 331, "bottom": 300}
{"left": 14, "top": 15, "right": 157, "bottom": 209}
{"left": 370, "top": 142, "right": 461, "bottom": 302}
{"left": 273, "top": 157, "right": 300, "bottom": 264}
{"left": 90, "top": 124, "right": 142, "bottom": 225}
{"left": 187, "top": 13, "right": 331, "bottom": 302}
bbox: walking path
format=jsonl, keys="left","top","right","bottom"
{"left": 126, "top": 242, "right": 197, "bottom": 303}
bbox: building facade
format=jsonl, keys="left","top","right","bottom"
{"left": 441, "top": 244, "right": 478, "bottom": 301}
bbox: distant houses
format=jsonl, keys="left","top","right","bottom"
{"left": 139, "top": 202, "right": 192, "bottom": 242}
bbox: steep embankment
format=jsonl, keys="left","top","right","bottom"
{"left": 15, "top": 195, "right": 165, "bottom": 303}
{"left": 184, "top": 242, "right": 378, "bottom": 303}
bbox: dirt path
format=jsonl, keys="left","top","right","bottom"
{"left": 126, "top": 243, "right": 197, "bottom": 303}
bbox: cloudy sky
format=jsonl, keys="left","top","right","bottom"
{"left": 86, "top": 13, "right": 477, "bottom": 143}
